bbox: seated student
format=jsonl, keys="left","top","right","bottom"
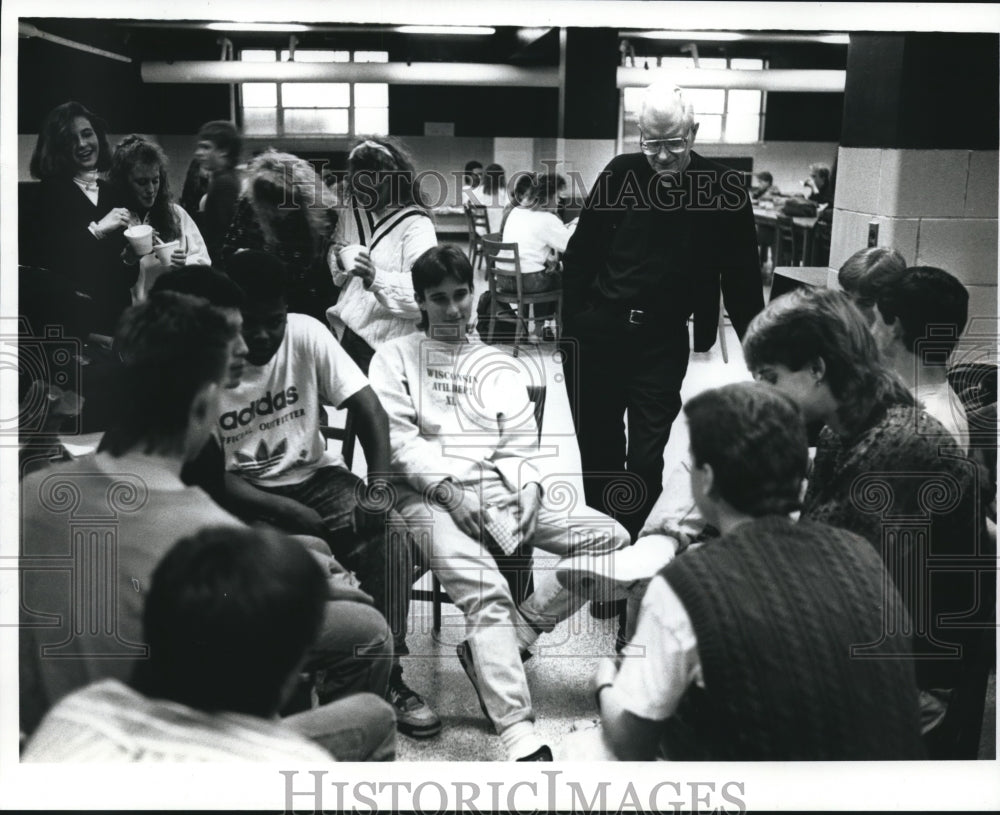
{"left": 837, "top": 246, "right": 907, "bottom": 324}
{"left": 583, "top": 382, "right": 924, "bottom": 760}
{"left": 465, "top": 163, "right": 509, "bottom": 234}
{"left": 368, "top": 245, "right": 631, "bottom": 761}
{"left": 216, "top": 250, "right": 439, "bottom": 739}
{"left": 569, "top": 289, "right": 991, "bottom": 735}
{"left": 750, "top": 170, "right": 780, "bottom": 201}
{"left": 872, "top": 265, "right": 970, "bottom": 450}
{"left": 802, "top": 162, "right": 834, "bottom": 205}
{"left": 742, "top": 288, "right": 992, "bottom": 746}
{"left": 24, "top": 526, "right": 393, "bottom": 762}
{"left": 19, "top": 292, "right": 395, "bottom": 759}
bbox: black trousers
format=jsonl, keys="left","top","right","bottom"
{"left": 563, "top": 313, "right": 690, "bottom": 540}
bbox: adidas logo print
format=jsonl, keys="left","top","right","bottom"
{"left": 220, "top": 387, "right": 299, "bottom": 430}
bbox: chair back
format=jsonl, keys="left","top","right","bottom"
{"left": 775, "top": 214, "right": 801, "bottom": 266}
{"left": 482, "top": 236, "right": 524, "bottom": 300}
{"left": 320, "top": 408, "right": 357, "bottom": 469}
{"left": 468, "top": 203, "right": 489, "bottom": 236}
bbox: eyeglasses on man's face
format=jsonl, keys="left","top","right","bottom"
{"left": 639, "top": 133, "right": 690, "bottom": 156}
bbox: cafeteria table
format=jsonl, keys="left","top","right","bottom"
{"left": 753, "top": 204, "right": 820, "bottom": 267}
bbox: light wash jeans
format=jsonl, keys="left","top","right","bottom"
{"left": 396, "top": 471, "right": 630, "bottom": 733}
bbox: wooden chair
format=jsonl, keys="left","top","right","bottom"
{"left": 464, "top": 203, "right": 489, "bottom": 270}
{"left": 810, "top": 218, "right": 832, "bottom": 266}
{"left": 481, "top": 236, "right": 563, "bottom": 358}
{"left": 774, "top": 214, "right": 802, "bottom": 267}
{"left": 413, "top": 384, "right": 548, "bottom": 632}
{"left": 319, "top": 406, "right": 357, "bottom": 469}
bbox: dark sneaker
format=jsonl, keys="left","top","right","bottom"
{"left": 516, "top": 744, "right": 553, "bottom": 761}
{"left": 388, "top": 675, "right": 442, "bottom": 739}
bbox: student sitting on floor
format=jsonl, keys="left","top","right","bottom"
{"left": 836, "top": 245, "right": 906, "bottom": 325}
{"left": 871, "top": 265, "right": 970, "bottom": 450}
{"left": 23, "top": 525, "right": 394, "bottom": 762}
{"left": 576, "top": 382, "right": 924, "bottom": 760}
{"left": 20, "top": 292, "right": 396, "bottom": 761}
{"left": 216, "top": 250, "right": 439, "bottom": 739}
{"left": 368, "top": 244, "right": 631, "bottom": 761}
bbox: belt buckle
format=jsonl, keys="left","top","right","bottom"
{"left": 628, "top": 309, "right": 646, "bottom": 325}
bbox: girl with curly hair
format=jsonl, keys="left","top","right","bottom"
{"left": 222, "top": 150, "right": 338, "bottom": 324}
{"left": 109, "top": 135, "right": 210, "bottom": 300}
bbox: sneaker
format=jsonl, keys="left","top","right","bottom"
{"left": 388, "top": 674, "right": 442, "bottom": 739}
{"left": 559, "top": 536, "right": 678, "bottom": 606}
{"left": 516, "top": 744, "right": 553, "bottom": 761}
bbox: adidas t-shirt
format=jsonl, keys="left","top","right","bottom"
{"left": 215, "top": 313, "right": 368, "bottom": 487}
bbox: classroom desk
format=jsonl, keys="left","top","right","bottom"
{"left": 753, "top": 205, "right": 819, "bottom": 266}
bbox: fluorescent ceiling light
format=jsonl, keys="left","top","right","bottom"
{"left": 638, "top": 31, "right": 745, "bottom": 42}
{"left": 206, "top": 23, "right": 310, "bottom": 33}
{"left": 815, "top": 34, "right": 851, "bottom": 45}
{"left": 396, "top": 26, "right": 495, "bottom": 36}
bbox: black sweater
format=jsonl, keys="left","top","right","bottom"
{"left": 561, "top": 151, "right": 764, "bottom": 351}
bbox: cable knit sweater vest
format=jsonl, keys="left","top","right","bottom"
{"left": 660, "top": 515, "right": 925, "bottom": 760}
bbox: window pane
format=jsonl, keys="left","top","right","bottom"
{"left": 243, "top": 108, "right": 278, "bottom": 135}
{"left": 242, "top": 83, "right": 277, "bottom": 107}
{"left": 686, "top": 88, "right": 725, "bottom": 115}
{"left": 730, "top": 58, "right": 764, "bottom": 70}
{"left": 623, "top": 86, "right": 644, "bottom": 116}
{"left": 241, "top": 49, "right": 276, "bottom": 62}
{"left": 659, "top": 56, "right": 696, "bottom": 69}
{"left": 725, "top": 114, "right": 760, "bottom": 142}
{"left": 354, "top": 83, "right": 388, "bottom": 107}
{"left": 698, "top": 57, "right": 727, "bottom": 69}
{"left": 284, "top": 108, "right": 349, "bottom": 135}
{"left": 354, "top": 51, "right": 389, "bottom": 63}
{"left": 696, "top": 114, "right": 723, "bottom": 141}
{"left": 728, "top": 90, "right": 761, "bottom": 115}
{"left": 355, "top": 107, "right": 388, "bottom": 135}
{"left": 281, "top": 49, "right": 350, "bottom": 62}
{"left": 281, "top": 83, "right": 350, "bottom": 107}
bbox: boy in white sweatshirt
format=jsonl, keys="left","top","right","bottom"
{"left": 369, "top": 245, "right": 630, "bottom": 761}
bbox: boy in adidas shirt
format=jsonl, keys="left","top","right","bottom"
{"left": 369, "top": 245, "right": 630, "bottom": 761}
{"left": 215, "top": 250, "right": 440, "bottom": 739}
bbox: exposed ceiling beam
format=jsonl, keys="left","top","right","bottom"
{"left": 141, "top": 60, "right": 560, "bottom": 86}
{"left": 617, "top": 67, "right": 846, "bottom": 91}
{"left": 19, "top": 22, "right": 133, "bottom": 63}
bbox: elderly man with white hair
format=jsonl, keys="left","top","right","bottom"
{"left": 560, "top": 82, "right": 764, "bottom": 622}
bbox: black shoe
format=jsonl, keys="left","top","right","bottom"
{"left": 388, "top": 673, "right": 442, "bottom": 739}
{"left": 590, "top": 599, "right": 625, "bottom": 620}
{"left": 516, "top": 744, "right": 553, "bottom": 761}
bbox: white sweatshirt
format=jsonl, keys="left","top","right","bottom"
{"left": 369, "top": 332, "right": 541, "bottom": 493}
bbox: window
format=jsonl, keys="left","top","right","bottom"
{"left": 239, "top": 49, "right": 389, "bottom": 137}
{"left": 622, "top": 56, "right": 765, "bottom": 147}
